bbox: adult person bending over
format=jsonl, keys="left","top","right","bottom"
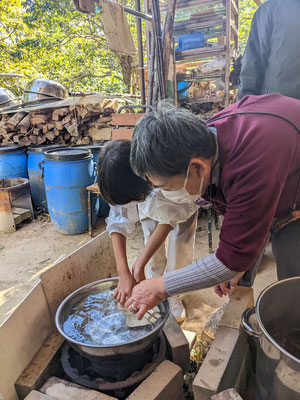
{"left": 125, "top": 94, "right": 300, "bottom": 319}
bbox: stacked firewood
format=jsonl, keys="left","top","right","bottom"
{"left": 0, "top": 103, "right": 115, "bottom": 147}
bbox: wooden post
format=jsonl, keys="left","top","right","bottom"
{"left": 163, "top": 0, "right": 177, "bottom": 89}
{"left": 135, "top": 0, "right": 146, "bottom": 105}
{"left": 225, "top": 0, "right": 232, "bottom": 106}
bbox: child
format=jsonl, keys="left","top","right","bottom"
{"left": 98, "top": 140, "right": 199, "bottom": 322}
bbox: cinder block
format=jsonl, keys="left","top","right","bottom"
{"left": 127, "top": 360, "right": 183, "bottom": 400}
{"left": 24, "top": 390, "right": 56, "bottom": 400}
{"left": 193, "top": 327, "right": 249, "bottom": 400}
{"left": 211, "top": 388, "right": 243, "bottom": 399}
{"left": 183, "top": 330, "right": 197, "bottom": 350}
{"left": 15, "top": 332, "right": 64, "bottom": 398}
{"left": 90, "top": 127, "right": 112, "bottom": 141}
{"left": 220, "top": 287, "right": 254, "bottom": 330}
{"left": 163, "top": 313, "right": 190, "bottom": 372}
{"left": 40, "top": 377, "right": 117, "bottom": 400}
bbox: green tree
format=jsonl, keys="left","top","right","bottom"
{"left": 0, "top": 0, "right": 140, "bottom": 95}
{"left": 238, "top": 0, "right": 258, "bottom": 53}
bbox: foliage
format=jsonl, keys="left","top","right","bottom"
{"left": 0, "top": 0, "right": 257, "bottom": 96}
{"left": 238, "top": 0, "right": 258, "bottom": 52}
{"left": 0, "top": 0, "right": 140, "bottom": 95}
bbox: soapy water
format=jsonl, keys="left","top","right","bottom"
{"left": 63, "top": 290, "right": 162, "bottom": 345}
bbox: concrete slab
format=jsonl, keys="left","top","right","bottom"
{"left": 163, "top": 313, "right": 190, "bottom": 372}
{"left": 211, "top": 388, "right": 243, "bottom": 399}
{"left": 41, "top": 377, "right": 117, "bottom": 400}
{"left": 24, "top": 391, "right": 56, "bottom": 400}
{"left": 127, "top": 360, "right": 183, "bottom": 400}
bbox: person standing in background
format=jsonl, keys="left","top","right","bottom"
{"left": 238, "top": 0, "right": 300, "bottom": 100}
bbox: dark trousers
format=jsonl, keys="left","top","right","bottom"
{"left": 238, "top": 219, "right": 300, "bottom": 287}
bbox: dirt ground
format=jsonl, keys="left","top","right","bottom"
{"left": 0, "top": 213, "right": 277, "bottom": 327}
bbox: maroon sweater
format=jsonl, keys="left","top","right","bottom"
{"left": 207, "top": 94, "right": 300, "bottom": 272}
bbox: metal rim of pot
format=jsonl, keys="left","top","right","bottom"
{"left": 0, "top": 177, "right": 29, "bottom": 190}
{"left": 241, "top": 276, "right": 300, "bottom": 364}
{"left": 55, "top": 277, "right": 170, "bottom": 351}
{"left": 44, "top": 148, "right": 92, "bottom": 161}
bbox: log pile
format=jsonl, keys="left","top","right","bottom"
{"left": 0, "top": 103, "right": 115, "bottom": 147}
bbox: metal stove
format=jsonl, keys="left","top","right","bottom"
{"left": 61, "top": 333, "right": 167, "bottom": 399}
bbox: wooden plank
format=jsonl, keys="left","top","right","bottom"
{"left": 111, "top": 113, "right": 145, "bottom": 126}
{"left": 231, "top": 0, "right": 238, "bottom": 15}
{"left": 177, "top": 71, "right": 225, "bottom": 80}
{"left": 178, "top": 97, "right": 224, "bottom": 104}
{"left": 176, "top": 49, "right": 226, "bottom": 62}
{"left": 176, "top": 45, "right": 225, "bottom": 59}
{"left": 112, "top": 128, "right": 133, "bottom": 141}
{"left": 12, "top": 207, "right": 32, "bottom": 223}
{"left": 15, "top": 332, "right": 64, "bottom": 399}
{"left": 40, "top": 230, "right": 117, "bottom": 317}
{"left": 174, "top": 16, "right": 225, "bottom": 34}
{"left": 160, "top": 0, "right": 221, "bottom": 11}
{"left": 0, "top": 283, "right": 53, "bottom": 400}
{"left": 13, "top": 213, "right": 22, "bottom": 225}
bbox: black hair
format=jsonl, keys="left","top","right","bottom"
{"left": 97, "top": 140, "right": 152, "bottom": 205}
{"left": 130, "top": 101, "right": 216, "bottom": 178}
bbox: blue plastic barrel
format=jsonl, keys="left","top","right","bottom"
{"left": 27, "top": 145, "right": 65, "bottom": 209}
{"left": 43, "top": 148, "right": 98, "bottom": 234}
{"left": 176, "top": 32, "right": 205, "bottom": 51}
{"left": 71, "top": 144, "right": 105, "bottom": 164}
{"left": 71, "top": 144, "right": 110, "bottom": 217}
{"left": 177, "top": 81, "right": 192, "bottom": 99}
{"left": 0, "top": 145, "right": 28, "bottom": 179}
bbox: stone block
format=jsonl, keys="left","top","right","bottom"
{"left": 15, "top": 332, "right": 64, "bottom": 398}
{"left": 211, "top": 388, "right": 243, "bottom": 400}
{"left": 127, "top": 360, "right": 183, "bottom": 400}
{"left": 163, "top": 313, "right": 190, "bottom": 372}
{"left": 89, "top": 127, "right": 112, "bottom": 141}
{"left": 40, "top": 377, "right": 117, "bottom": 400}
{"left": 193, "top": 326, "right": 249, "bottom": 400}
{"left": 220, "top": 287, "right": 254, "bottom": 330}
{"left": 24, "top": 390, "right": 56, "bottom": 400}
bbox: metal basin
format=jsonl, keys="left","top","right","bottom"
{"left": 55, "top": 278, "right": 170, "bottom": 360}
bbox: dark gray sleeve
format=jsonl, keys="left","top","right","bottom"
{"left": 237, "top": 4, "right": 273, "bottom": 100}
{"left": 163, "top": 253, "right": 240, "bottom": 297}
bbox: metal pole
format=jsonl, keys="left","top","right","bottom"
{"left": 135, "top": 0, "right": 146, "bottom": 105}
{"left": 124, "top": 6, "right": 152, "bottom": 22}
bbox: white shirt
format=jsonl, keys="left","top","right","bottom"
{"left": 106, "top": 189, "right": 199, "bottom": 237}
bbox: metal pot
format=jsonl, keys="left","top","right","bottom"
{"left": 55, "top": 278, "right": 170, "bottom": 360}
{"left": 0, "top": 87, "right": 17, "bottom": 109}
{"left": 22, "top": 78, "right": 69, "bottom": 104}
{"left": 242, "top": 277, "right": 300, "bottom": 400}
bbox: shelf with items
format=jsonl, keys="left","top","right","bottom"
{"left": 169, "top": 0, "right": 239, "bottom": 107}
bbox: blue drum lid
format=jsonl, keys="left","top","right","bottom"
{"left": 0, "top": 145, "right": 25, "bottom": 154}
{"left": 44, "top": 148, "right": 92, "bottom": 161}
{"left": 28, "top": 145, "right": 66, "bottom": 153}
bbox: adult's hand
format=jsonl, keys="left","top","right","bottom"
{"left": 214, "top": 272, "right": 245, "bottom": 297}
{"left": 113, "top": 273, "right": 137, "bottom": 306}
{"left": 125, "top": 276, "right": 168, "bottom": 320}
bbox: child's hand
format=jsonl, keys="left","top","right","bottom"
{"left": 132, "top": 262, "right": 146, "bottom": 283}
{"left": 113, "top": 273, "right": 136, "bottom": 306}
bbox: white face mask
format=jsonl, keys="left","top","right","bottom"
{"left": 161, "top": 168, "right": 205, "bottom": 205}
